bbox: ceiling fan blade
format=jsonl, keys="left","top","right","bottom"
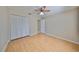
{"left": 43, "top": 10, "right": 50, "bottom": 12}
{"left": 35, "top": 9, "right": 39, "bottom": 11}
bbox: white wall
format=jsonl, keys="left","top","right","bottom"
{"left": 0, "top": 7, "right": 9, "bottom": 51}
{"left": 0, "top": 6, "right": 38, "bottom": 51}
{"left": 46, "top": 8, "right": 79, "bottom": 44}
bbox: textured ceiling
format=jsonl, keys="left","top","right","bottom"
{"left": 8, "top": 6, "right": 78, "bottom": 16}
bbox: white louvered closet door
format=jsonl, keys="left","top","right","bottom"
{"left": 10, "top": 15, "right": 30, "bottom": 40}
{"left": 10, "top": 15, "right": 17, "bottom": 39}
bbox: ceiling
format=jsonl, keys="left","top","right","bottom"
{"left": 8, "top": 6, "right": 78, "bottom": 16}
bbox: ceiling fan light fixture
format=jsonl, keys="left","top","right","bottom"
{"left": 40, "top": 12, "right": 44, "bottom": 15}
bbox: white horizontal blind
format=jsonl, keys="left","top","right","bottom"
{"left": 10, "top": 15, "right": 30, "bottom": 40}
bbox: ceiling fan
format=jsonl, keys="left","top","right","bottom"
{"left": 35, "top": 6, "right": 50, "bottom": 15}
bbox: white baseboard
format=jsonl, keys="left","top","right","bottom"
{"left": 2, "top": 39, "right": 10, "bottom": 52}
{"left": 46, "top": 33, "right": 79, "bottom": 45}
{"left": 2, "top": 35, "right": 30, "bottom": 51}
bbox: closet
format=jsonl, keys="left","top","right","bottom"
{"left": 10, "top": 15, "right": 30, "bottom": 40}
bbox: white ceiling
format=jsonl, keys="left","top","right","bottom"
{"left": 8, "top": 6, "right": 78, "bottom": 16}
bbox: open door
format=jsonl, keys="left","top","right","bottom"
{"left": 38, "top": 19, "right": 46, "bottom": 33}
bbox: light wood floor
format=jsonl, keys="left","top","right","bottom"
{"left": 5, "top": 33, "right": 79, "bottom": 52}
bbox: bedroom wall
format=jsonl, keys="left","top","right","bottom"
{"left": 0, "top": 7, "right": 38, "bottom": 51}
{"left": 45, "top": 8, "right": 79, "bottom": 44}
{"left": 0, "top": 7, "right": 10, "bottom": 51}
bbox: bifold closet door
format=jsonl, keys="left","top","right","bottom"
{"left": 10, "top": 15, "right": 30, "bottom": 40}
{"left": 21, "top": 16, "right": 30, "bottom": 36}
{"left": 10, "top": 15, "right": 17, "bottom": 39}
